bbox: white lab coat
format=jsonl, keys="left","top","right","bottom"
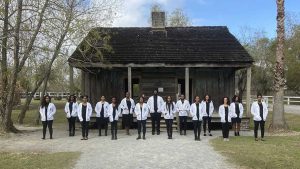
{"left": 78, "top": 102, "right": 93, "bottom": 122}
{"left": 64, "top": 102, "right": 78, "bottom": 118}
{"left": 190, "top": 103, "right": 203, "bottom": 121}
{"left": 119, "top": 98, "right": 135, "bottom": 114}
{"left": 218, "top": 105, "right": 236, "bottom": 123}
{"left": 230, "top": 102, "right": 244, "bottom": 118}
{"left": 162, "top": 102, "right": 177, "bottom": 119}
{"left": 40, "top": 103, "right": 56, "bottom": 121}
{"left": 251, "top": 101, "right": 268, "bottom": 121}
{"left": 108, "top": 104, "right": 121, "bottom": 122}
{"left": 147, "top": 95, "right": 164, "bottom": 113}
{"left": 201, "top": 101, "right": 214, "bottom": 117}
{"left": 95, "top": 101, "right": 109, "bottom": 118}
{"left": 175, "top": 100, "right": 190, "bottom": 116}
{"left": 134, "top": 103, "right": 150, "bottom": 121}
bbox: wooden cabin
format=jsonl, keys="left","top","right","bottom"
{"left": 68, "top": 12, "right": 253, "bottom": 129}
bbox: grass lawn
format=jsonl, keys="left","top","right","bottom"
{"left": 0, "top": 151, "right": 80, "bottom": 169}
{"left": 248, "top": 111, "right": 300, "bottom": 132}
{"left": 12, "top": 99, "right": 68, "bottom": 126}
{"left": 210, "top": 136, "right": 300, "bottom": 169}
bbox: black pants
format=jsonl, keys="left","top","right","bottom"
{"left": 179, "top": 116, "right": 187, "bottom": 132}
{"left": 137, "top": 120, "right": 146, "bottom": 136}
{"left": 67, "top": 117, "right": 76, "bottom": 135}
{"left": 202, "top": 116, "right": 212, "bottom": 133}
{"left": 193, "top": 120, "right": 202, "bottom": 139}
{"left": 81, "top": 121, "right": 89, "bottom": 138}
{"left": 111, "top": 121, "right": 118, "bottom": 137}
{"left": 222, "top": 122, "right": 230, "bottom": 138}
{"left": 150, "top": 112, "right": 161, "bottom": 133}
{"left": 42, "top": 120, "right": 53, "bottom": 139}
{"left": 97, "top": 117, "right": 108, "bottom": 135}
{"left": 165, "top": 119, "right": 173, "bottom": 138}
{"left": 254, "top": 120, "right": 265, "bottom": 138}
{"left": 123, "top": 114, "right": 133, "bottom": 128}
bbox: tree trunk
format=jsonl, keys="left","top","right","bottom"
{"left": 272, "top": 0, "right": 288, "bottom": 130}
{"left": 0, "top": 0, "right": 10, "bottom": 133}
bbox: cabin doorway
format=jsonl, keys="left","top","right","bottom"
{"left": 177, "top": 79, "right": 193, "bottom": 103}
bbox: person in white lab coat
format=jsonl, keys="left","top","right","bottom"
{"left": 119, "top": 92, "right": 135, "bottom": 135}
{"left": 219, "top": 97, "right": 236, "bottom": 141}
{"left": 40, "top": 95, "right": 56, "bottom": 140}
{"left": 64, "top": 95, "right": 78, "bottom": 136}
{"left": 78, "top": 95, "right": 93, "bottom": 140}
{"left": 147, "top": 89, "right": 164, "bottom": 135}
{"left": 190, "top": 96, "right": 203, "bottom": 141}
{"left": 135, "top": 96, "right": 149, "bottom": 140}
{"left": 251, "top": 93, "right": 268, "bottom": 141}
{"left": 108, "top": 96, "right": 121, "bottom": 140}
{"left": 95, "top": 96, "right": 109, "bottom": 136}
{"left": 175, "top": 94, "right": 190, "bottom": 135}
{"left": 201, "top": 94, "right": 214, "bottom": 136}
{"left": 162, "top": 96, "right": 176, "bottom": 139}
{"left": 230, "top": 95, "right": 244, "bottom": 136}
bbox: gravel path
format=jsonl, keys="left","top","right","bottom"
{"left": 0, "top": 125, "right": 240, "bottom": 169}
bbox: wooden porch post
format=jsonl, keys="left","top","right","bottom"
{"left": 246, "top": 67, "right": 251, "bottom": 117}
{"left": 185, "top": 67, "right": 189, "bottom": 100}
{"left": 128, "top": 67, "right": 132, "bottom": 96}
{"left": 81, "top": 70, "right": 85, "bottom": 96}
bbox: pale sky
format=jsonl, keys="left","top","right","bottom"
{"left": 112, "top": 0, "right": 300, "bottom": 38}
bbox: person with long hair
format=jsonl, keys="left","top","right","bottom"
{"left": 64, "top": 95, "right": 78, "bottom": 136}
{"left": 78, "top": 95, "right": 93, "bottom": 140}
{"left": 175, "top": 94, "right": 190, "bottom": 136}
{"left": 201, "top": 94, "right": 214, "bottom": 136}
{"left": 40, "top": 95, "right": 56, "bottom": 140}
{"left": 95, "top": 96, "right": 109, "bottom": 136}
{"left": 219, "top": 97, "right": 236, "bottom": 141}
{"left": 190, "top": 96, "right": 203, "bottom": 141}
{"left": 119, "top": 92, "right": 135, "bottom": 135}
{"left": 251, "top": 93, "right": 268, "bottom": 141}
{"left": 108, "top": 96, "right": 121, "bottom": 140}
{"left": 230, "top": 95, "right": 244, "bottom": 136}
{"left": 162, "top": 96, "right": 176, "bottom": 139}
{"left": 135, "top": 96, "right": 149, "bottom": 140}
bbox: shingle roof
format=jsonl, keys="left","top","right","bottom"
{"left": 68, "top": 26, "right": 253, "bottom": 66}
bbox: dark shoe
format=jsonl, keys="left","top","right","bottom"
{"left": 136, "top": 135, "right": 141, "bottom": 140}
{"left": 81, "top": 138, "right": 85, "bottom": 140}
{"left": 115, "top": 135, "right": 117, "bottom": 140}
{"left": 261, "top": 138, "right": 265, "bottom": 141}
{"left": 105, "top": 131, "right": 108, "bottom": 136}
{"left": 195, "top": 137, "right": 197, "bottom": 141}
{"left": 143, "top": 135, "right": 146, "bottom": 140}
{"left": 237, "top": 132, "right": 240, "bottom": 136}
{"left": 50, "top": 137, "right": 53, "bottom": 139}
{"left": 157, "top": 131, "right": 160, "bottom": 135}
{"left": 69, "top": 133, "right": 72, "bottom": 136}
{"left": 197, "top": 138, "right": 201, "bottom": 141}
{"left": 180, "top": 131, "right": 183, "bottom": 135}
{"left": 204, "top": 133, "right": 207, "bottom": 136}
{"left": 255, "top": 138, "right": 259, "bottom": 141}
{"left": 209, "top": 133, "right": 213, "bottom": 136}
{"left": 184, "top": 131, "right": 186, "bottom": 135}
{"left": 41, "top": 137, "right": 45, "bottom": 140}
{"left": 111, "top": 136, "right": 114, "bottom": 140}
{"left": 85, "top": 137, "right": 88, "bottom": 140}
{"left": 152, "top": 131, "right": 155, "bottom": 135}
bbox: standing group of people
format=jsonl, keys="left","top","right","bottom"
{"left": 39, "top": 90, "right": 268, "bottom": 142}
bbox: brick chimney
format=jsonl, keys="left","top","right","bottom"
{"left": 151, "top": 12, "right": 166, "bottom": 28}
